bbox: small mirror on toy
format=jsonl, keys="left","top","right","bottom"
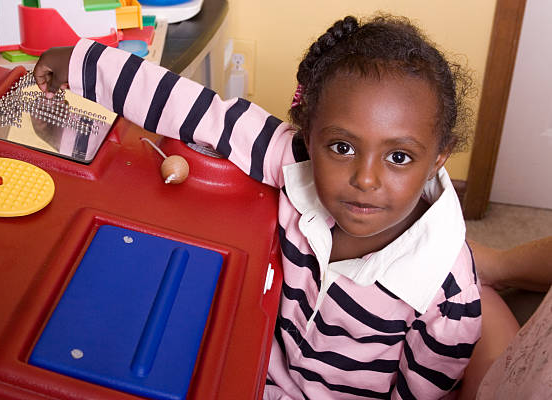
{"left": 0, "top": 72, "right": 117, "bottom": 164}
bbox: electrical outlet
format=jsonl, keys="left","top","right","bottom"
{"left": 232, "top": 39, "right": 256, "bottom": 96}
{"left": 231, "top": 53, "right": 245, "bottom": 71}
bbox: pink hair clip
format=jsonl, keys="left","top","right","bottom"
{"left": 291, "top": 84, "right": 303, "bottom": 108}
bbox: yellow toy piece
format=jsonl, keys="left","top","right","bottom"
{"left": 116, "top": 0, "right": 143, "bottom": 30}
{"left": 0, "top": 158, "right": 55, "bottom": 217}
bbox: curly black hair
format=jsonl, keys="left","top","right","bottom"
{"left": 289, "top": 14, "right": 474, "bottom": 153}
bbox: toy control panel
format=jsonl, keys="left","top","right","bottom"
{"left": 0, "top": 66, "right": 282, "bottom": 400}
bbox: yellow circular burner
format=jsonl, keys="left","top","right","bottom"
{"left": 0, "top": 158, "right": 55, "bottom": 217}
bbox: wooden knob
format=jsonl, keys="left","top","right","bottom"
{"left": 161, "top": 155, "right": 189, "bottom": 184}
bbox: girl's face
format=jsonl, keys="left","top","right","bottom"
{"left": 305, "top": 73, "right": 449, "bottom": 241}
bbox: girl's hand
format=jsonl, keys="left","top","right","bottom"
{"left": 33, "top": 46, "right": 74, "bottom": 98}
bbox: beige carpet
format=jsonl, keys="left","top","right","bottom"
{"left": 466, "top": 202, "right": 552, "bottom": 249}
{"left": 465, "top": 202, "right": 552, "bottom": 325}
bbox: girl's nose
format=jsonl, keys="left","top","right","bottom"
{"left": 349, "top": 158, "right": 381, "bottom": 191}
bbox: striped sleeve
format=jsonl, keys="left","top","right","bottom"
{"left": 392, "top": 245, "right": 482, "bottom": 399}
{"left": 67, "top": 39, "right": 297, "bottom": 187}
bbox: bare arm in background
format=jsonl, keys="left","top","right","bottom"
{"left": 471, "top": 236, "right": 552, "bottom": 399}
{"left": 459, "top": 236, "right": 552, "bottom": 399}
{"left": 469, "top": 236, "right": 552, "bottom": 292}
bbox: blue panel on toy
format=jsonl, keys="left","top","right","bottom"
{"left": 29, "top": 225, "right": 223, "bottom": 400}
{"left": 140, "top": 0, "right": 192, "bottom": 5}
{"left": 118, "top": 40, "right": 149, "bottom": 57}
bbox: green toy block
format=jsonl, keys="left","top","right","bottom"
{"left": 22, "top": 0, "right": 40, "bottom": 7}
{"left": 142, "top": 15, "right": 157, "bottom": 27}
{"left": 2, "top": 50, "right": 40, "bottom": 63}
{"left": 83, "top": 0, "right": 121, "bottom": 11}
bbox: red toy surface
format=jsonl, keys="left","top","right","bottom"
{"left": 18, "top": 5, "right": 119, "bottom": 56}
{"left": 121, "top": 25, "right": 156, "bottom": 45}
{"left": 0, "top": 67, "right": 282, "bottom": 400}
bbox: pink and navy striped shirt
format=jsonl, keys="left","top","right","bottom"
{"left": 68, "top": 39, "right": 482, "bottom": 399}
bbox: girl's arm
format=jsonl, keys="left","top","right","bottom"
{"left": 34, "top": 40, "right": 299, "bottom": 188}
{"left": 391, "top": 246, "right": 482, "bottom": 399}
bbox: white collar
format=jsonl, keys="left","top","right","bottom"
{"left": 283, "top": 161, "right": 465, "bottom": 320}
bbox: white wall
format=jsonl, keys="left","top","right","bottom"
{"left": 490, "top": 0, "right": 552, "bottom": 209}
{"left": 226, "top": 0, "right": 497, "bottom": 180}
{"left": 0, "top": 0, "right": 21, "bottom": 48}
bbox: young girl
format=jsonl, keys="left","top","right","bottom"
{"left": 34, "top": 14, "right": 481, "bottom": 399}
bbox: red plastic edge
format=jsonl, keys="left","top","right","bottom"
{"left": 18, "top": 5, "right": 119, "bottom": 56}
{"left": 0, "top": 66, "right": 27, "bottom": 97}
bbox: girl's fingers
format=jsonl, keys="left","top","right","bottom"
{"left": 32, "top": 46, "right": 73, "bottom": 95}
{"left": 33, "top": 65, "right": 52, "bottom": 94}
{"left": 36, "top": 81, "right": 48, "bottom": 93}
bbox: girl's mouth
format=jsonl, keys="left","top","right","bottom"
{"left": 343, "top": 201, "right": 384, "bottom": 215}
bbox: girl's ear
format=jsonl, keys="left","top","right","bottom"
{"left": 428, "top": 151, "right": 450, "bottom": 180}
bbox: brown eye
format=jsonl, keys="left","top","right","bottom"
{"left": 329, "top": 142, "right": 354, "bottom": 155}
{"left": 386, "top": 151, "right": 412, "bottom": 165}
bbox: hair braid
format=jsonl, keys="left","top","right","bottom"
{"left": 291, "top": 17, "right": 359, "bottom": 130}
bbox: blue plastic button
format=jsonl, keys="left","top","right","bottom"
{"left": 118, "top": 40, "right": 149, "bottom": 58}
